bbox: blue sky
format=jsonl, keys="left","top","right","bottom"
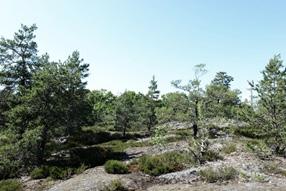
{"left": 1, "top": 0, "right": 286, "bottom": 99}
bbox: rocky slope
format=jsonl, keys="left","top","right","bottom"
{"left": 21, "top": 121, "right": 286, "bottom": 191}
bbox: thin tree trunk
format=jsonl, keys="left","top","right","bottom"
{"left": 193, "top": 99, "right": 199, "bottom": 138}
{"left": 37, "top": 125, "right": 48, "bottom": 165}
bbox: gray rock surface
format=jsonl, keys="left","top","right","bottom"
{"left": 47, "top": 167, "right": 150, "bottom": 191}
{"left": 157, "top": 168, "right": 199, "bottom": 184}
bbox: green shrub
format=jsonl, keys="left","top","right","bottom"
{"left": 263, "top": 162, "right": 286, "bottom": 177}
{"left": 49, "top": 166, "right": 74, "bottom": 180}
{"left": 138, "top": 151, "right": 192, "bottom": 176}
{"left": 199, "top": 166, "right": 238, "bottom": 183}
{"left": 162, "top": 151, "right": 191, "bottom": 170}
{"left": 245, "top": 139, "right": 272, "bottom": 159}
{"left": 104, "top": 160, "right": 128, "bottom": 174}
{"left": 151, "top": 125, "right": 167, "bottom": 146}
{"left": 0, "top": 158, "right": 20, "bottom": 179}
{"left": 138, "top": 155, "right": 168, "bottom": 176}
{"left": 201, "top": 150, "right": 223, "bottom": 162}
{"left": 127, "top": 159, "right": 140, "bottom": 173}
{"left": 31, "top": 165, "right": 87, "bottom": 180}
{"left": 102, "top": 179, "right": 128, "bottom": 191}
{"left": 30, "top": 166, "right": 49, "bottom": 179}
{"left": 199, "top": 167, "right": 217, "bottom": 183}
{"left": 222, "top": 143, "right": 237, "bottom": 154}
{"left": 74, "top": 164, "right": 88, "bottom": 175}
{"left": 49, "top": 167, "right": 62, "bottom": 179}
{"left": 235, "top": 127, "right": 266, "bottom": 139}
{"left": 0, "top": 143, "right": 21, "bottom": 179}
{"left": 0, "top": 179, "right": 22, "bottom": 191}
{"left": 252, "top": 172, "right": 268, "bottom": 182}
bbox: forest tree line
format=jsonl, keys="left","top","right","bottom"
{"left": 0, "top": 25, "right": 285, "bottom": 179}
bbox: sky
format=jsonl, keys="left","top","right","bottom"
{"left": 1, "top": 0, "right": 286, "bottom": 99}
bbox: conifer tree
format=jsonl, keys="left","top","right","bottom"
{"left": 172, "top": 64, "right": 207, "bottom": 137}
{"left": 253, "top": 55, "right": 286, "bottom": 153}
{"left": 0, "top": 24, "right": 39, "bottom": 93}
{"left": 146, "top": 75, "right": 160, "bottom": 131}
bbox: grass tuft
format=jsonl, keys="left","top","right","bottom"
{"left": 199, "top": 166, "right": 238, "bottom": 183}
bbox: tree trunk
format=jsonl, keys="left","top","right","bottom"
{"left": 193, "top": 99, "right": 199, "bottom": 138}
{"left": 123, "top": 127, "right": 126, "bottom": 137}
{"left": 193, "top": 123, "right": 198, "bottom": 138}
{"left": 195, "top": 99, "right": 199, "bottom": 119}
{"left": 37, "top": 126, "right": 48, "bottom": 165}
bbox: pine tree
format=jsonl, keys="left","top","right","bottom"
{"left": 60, "top": 51, "right": 90, "bottom": 135}
{"left": 146, "top": 75, "right": 160, "bottom": 132}
{"left": 147, "top": 75, "right": 160, "bottom": 100}
{"left": 7, "top": 51, "right": 90, "bottom": 164}
{"left": 172, "top": 64, "right": 207, "bottom": 137}
{"left": 254, "top": 55, "right": 286, "bottom": 154}
{"left": 211, "top": 71, "right": 234, "bottom": 89}
{"left": 115, "top": 91, "right": 138, "bottom": 136}
{"left": 0, "top": 89, "right": 12, "bottom": 128}
{"left": 0, "top": 24, "right": 39, "bottom": 93}
{"left": 0, "top": 24, "right": 39, "bottom": 132}
{"left": 205, "top": 72, "right": 240, "bottom": 118}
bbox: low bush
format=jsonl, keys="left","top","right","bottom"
{"left": 0, "top": 143, "right": 21, "bottom": 180}
{"left": 235, "top": 127, "right": 266, "bottom": 139}
{"left": 0, "top": 179, "right": 22, "bottom": 191}
{"left": 138, "top": 151, "right": 193, "bottom": 176}
{"left": 104, "top": 160, "right": 129, "bottom": 174}
{"left": 199, "top": 166, "right": 238, "bottom": 183}
{"left": 30, "top": 166, "right": 50, "bottom": 179}
{"left": 0, "top": 158, "right": 20, "bottom": 179}
{"left": 138, "top": 155, "right": 168, "bottom": 176}
{"left": 31, "top": 164, "right": 88, "bottom": 180}
{"left": 263, "top": 162, "right": 286, "bottom": 177}
{"left": 163, "top": 151, "right": 190, "bottom": 170}
{"left": 201, "top": 150, "right": 223, "bottom": 162}
{"left": 222, "top": 143, "right": 237, "bottom": 154}
{"left": 252, "top": 172, "right": 268, "bottom": 182}
{"left": 49, "top": 166, "right": 74, "bottom": 180}
{"left": 127, "top": 160, "right": 140, "bottom": 173}
{"left": 74, "top": 164, "right": 88, "bottom": 175}
{"left": 102, "top": 179, "right": 128, "bottom": 191}
{"left": 245, "top": 139, "right": 272, "bottom": 159}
